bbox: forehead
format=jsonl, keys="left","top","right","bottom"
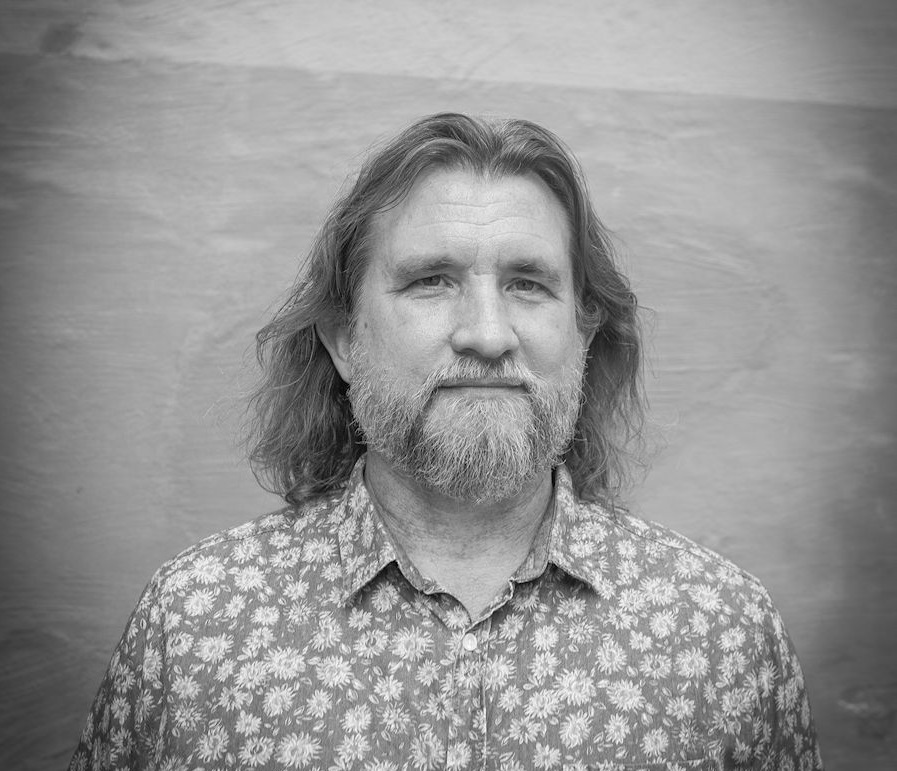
{"left": 366, "top": 168, "right": 572, "bottom": 271}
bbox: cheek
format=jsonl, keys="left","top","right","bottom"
{"left": 359, "top": 302, "right": 447, "bottom": 368}
{"left": 354, "top": 297, "right": 399, "bottom": 349}
{"left": 382, "top": 301, "right": 449, "bottom": 342}
{"left": 526, "top": 311, "right": 583, "bottom": 357}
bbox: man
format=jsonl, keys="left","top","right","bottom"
{"left": 70, "top": 113, "right": 822, "bottom": 770}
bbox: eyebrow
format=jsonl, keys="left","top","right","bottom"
{"left": 391, "top": 255, "right": 458, "bottom": 284}
{"left": 506, "top": 259, "right": 564, "bottom": 287}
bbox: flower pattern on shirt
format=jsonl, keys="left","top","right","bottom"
{"left": 70, "top": 459, "right": 822, "bottom": 771}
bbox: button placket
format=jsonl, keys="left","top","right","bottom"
{"left": 447, "top": 620, "right": 492, "bottom": 770}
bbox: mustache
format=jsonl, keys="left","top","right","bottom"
{"left": 413, "top": 358, "right": 543, "bottom": 400}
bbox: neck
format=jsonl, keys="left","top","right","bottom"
{"left": 364, "top": 451, "right": 554, "bottom": 618}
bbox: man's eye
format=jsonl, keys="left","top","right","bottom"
{"left": 416, "top": 275, "right": 446, "bottom": 288}
{"left": 510, "top": 278, "right": 540, "bottom": 292}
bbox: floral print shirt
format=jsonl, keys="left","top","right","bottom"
{"left": 70, "top": 459, "right": 822, "bottom": 771}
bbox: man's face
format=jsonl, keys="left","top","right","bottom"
{"left": 332, "top": 167, "right": 592, "bottom": 502}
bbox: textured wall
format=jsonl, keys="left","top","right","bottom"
{"left": 1, "top": 2, "right": 896, "bottom": 768}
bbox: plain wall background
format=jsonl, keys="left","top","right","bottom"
{"left": 1, "top": 2, "right": 896, "bottom": 768}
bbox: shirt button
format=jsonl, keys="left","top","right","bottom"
{"left": 461, "top": 632, "right": 478, "bottom": 652}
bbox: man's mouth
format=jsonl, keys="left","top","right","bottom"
{"left": 435, "top": 380, "right": 528, "bottom": 398}
{"left": 439, "top": 379, "right": 523, "bottom": 388}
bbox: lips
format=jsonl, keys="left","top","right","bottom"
{"left": 439, "top": 380, "right": 524, "bottom": 388}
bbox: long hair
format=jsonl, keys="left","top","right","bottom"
{"left": 246, "top": 113, "right": 645, "bottom": 506}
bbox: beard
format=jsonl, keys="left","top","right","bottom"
{"left": 347, "top": 342, "right": 587, "bottom": 504}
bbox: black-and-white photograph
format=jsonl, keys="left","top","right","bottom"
{"left": 1, "top": 2, "right": 895, "bottom": 769}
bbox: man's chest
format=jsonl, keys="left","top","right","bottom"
{"left": 149, "top": 572, "right": 753, "bottom": 770}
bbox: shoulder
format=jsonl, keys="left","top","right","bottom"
{"left": 138, "top": 490, "right": 346, "bottom": 610}
{"left": 563, "top": 500, "right": 821, "bottom": 767}
{"left": 573, "top": 497, "right": 784, "bottom": 635}
{"left": 615, "top": 505, "right": 761, "bottom": 579}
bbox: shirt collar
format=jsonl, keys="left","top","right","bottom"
{"left": 543, "top": 465, "right": 613, "bottom": 595}
{"left": 336, "top": 457, "right": 612, "bottom": 603}
{"left": 336, "top": 457, "right": 399, "bottom": 603}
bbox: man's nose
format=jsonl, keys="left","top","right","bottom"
{"left": 449, "top": 284, "right": 520, "bottom": 359}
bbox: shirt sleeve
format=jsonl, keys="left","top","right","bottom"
{"left": 68, "top": 575, "right": 167, "bottom": 771}
{"left": 746, "top": 586, "right": 824, "bottom": 771}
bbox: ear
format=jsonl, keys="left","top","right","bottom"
{"left": 316, "top": 315, "right": 352, "bottom": 384}
{"left": 581, "top": 326, "right": 597, "bottom": 351}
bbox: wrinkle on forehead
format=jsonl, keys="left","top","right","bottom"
{"left": 369, "top": 168, "right": 571, "bottom": 270}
